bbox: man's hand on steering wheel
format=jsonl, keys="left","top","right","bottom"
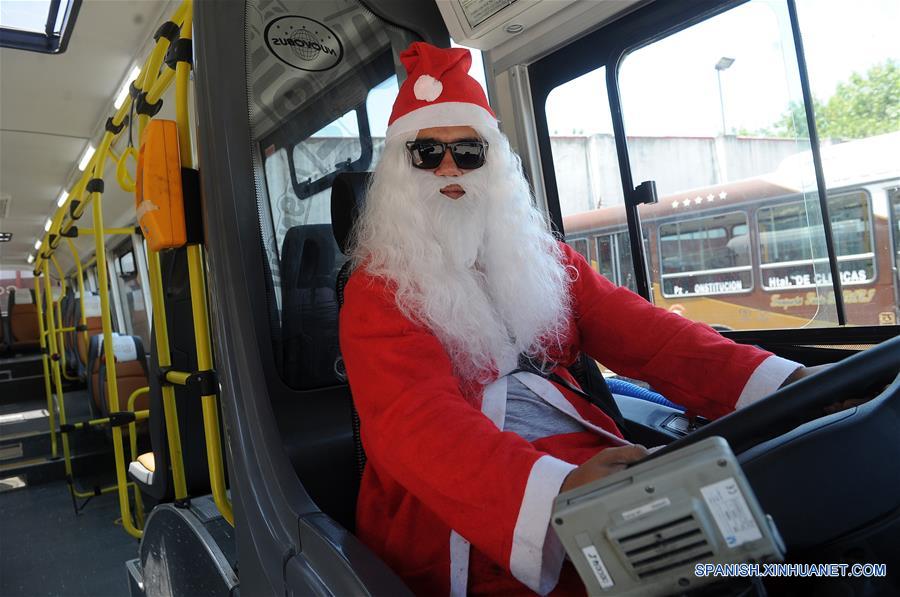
{"left": 781, "top": 363, "right": 878, "bottom": 414}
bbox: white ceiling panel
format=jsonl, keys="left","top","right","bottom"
{"left": 0, "top": 130, "right": 88, "bottom": 262}
{"left": 0, "top": 1, "right": 170, "bottom": 137}
{"left": 0, "top": 0, "right": 173, "bottom": 269}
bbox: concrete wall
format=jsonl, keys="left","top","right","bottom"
{"left": 549, "top": 134, "right": 801, "bottom": 215}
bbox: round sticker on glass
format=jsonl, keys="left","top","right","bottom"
{"left": 264, "top": 16, "right": 343, "bottom": 72}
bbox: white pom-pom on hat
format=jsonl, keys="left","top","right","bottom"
{"left": 413, "top": 74, "right": 443, "bottom": 102}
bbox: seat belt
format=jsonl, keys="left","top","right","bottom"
{"left": 515, "top": 353, "right": 631, "bottom": 439}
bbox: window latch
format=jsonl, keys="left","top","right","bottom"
{"left": 628, "top": 180, "right": 658, "bottom": 206}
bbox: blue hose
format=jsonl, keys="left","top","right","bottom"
{"left": 606, "top": 378, "right": 685, "bottom": 411}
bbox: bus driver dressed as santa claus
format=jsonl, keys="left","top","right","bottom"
{"left": 339, "top": 42, "right": 817, "bottom": 596}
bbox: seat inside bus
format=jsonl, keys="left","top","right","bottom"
{"left": 86, "top": 333, "right": 150, "bottom": 417}
{"left": 8, "top": 288, "right": 41, "bottom": 351}
{"left": 280, "top": 223, "right": 347, "bottom": 390}
{"left": 61, "top": 288, "right": 79, "bottom": 375}
{"left": 77, "top": 294, "right": 105, "bottom": 380}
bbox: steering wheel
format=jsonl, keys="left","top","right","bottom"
{"left": 643, "top": 333, "right": 900, "bottom": 461}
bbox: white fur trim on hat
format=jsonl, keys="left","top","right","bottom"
{"left": 385, "top": 101, "right": 499, "bottom": 141}
{"left": 413, "top": 75, "right": 443, "bottom": 102}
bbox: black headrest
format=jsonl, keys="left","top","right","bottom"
{"left": 330, "top": 171, "right": 371, "bottom": 255}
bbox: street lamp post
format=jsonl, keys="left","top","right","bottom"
{"left": 714, "top": 57, "right": 735, "bottom": 184}
{"left": 715, "top": 57, "right": 735, "bottom": 136}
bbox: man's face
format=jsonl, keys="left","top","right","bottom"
{"left": 415, "top": 125, "right": 480, "bottom": 200}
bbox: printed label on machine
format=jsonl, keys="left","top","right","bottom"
{"left": 621, "top": 497, "right": 672, "bottom": 521}
{"left": 700, "top": 477, "right": 762, "bottom": 548}
{"left": 580, "top": 545, "right": 615, "bottom": 589}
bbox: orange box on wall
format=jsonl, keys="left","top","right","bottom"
{"left": 135, "top": 120, "right": 186, "bottom": 250}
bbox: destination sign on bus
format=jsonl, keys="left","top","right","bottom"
{"left": 669, "top": 280, "right": 745, "bottom": 295}
{"left": 665, "top": 273, "right": 751, "bottom": 297}
{"left": 765, "top": 267, "right": 872, "bottom": 290}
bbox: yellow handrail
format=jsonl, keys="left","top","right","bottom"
{"left": 77, "top": 227, "right": 135, "bottom": 236}
{"left": 128, "top": 386, "right": 150, "bottom": 529}
{"left": 117, "top": 146, "right": 138, "bottom": 193}
{"left": 34, "top": 276, "right": 58, "bottom": 458}
{"left": 41, "top": 261, "right": 78, "bottom": 490}
{"left": 88, "top": 141, "right": 143, "bottom": 538}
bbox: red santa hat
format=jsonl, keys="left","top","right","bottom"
{"left": 386, "top": 42, "right": 498, "bottom": 141}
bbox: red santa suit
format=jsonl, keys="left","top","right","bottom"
{"left": 339, "top": 242, "right": 799, "bottom": 596}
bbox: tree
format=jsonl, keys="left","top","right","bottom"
{"left": 820, "top": 59, "right": 899, "bottom": 139}
{"left": 759, "top": 58, "right": 899, "bottom": 140}
{"left": 767, "top": 97, "right": 827, "bottom": 138}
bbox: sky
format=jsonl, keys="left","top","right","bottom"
{"left": 545, "top": 0, "right": 899, "bottom": 138}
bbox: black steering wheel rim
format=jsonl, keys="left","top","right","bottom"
{"left": 643, "top": 333, "right": 900, "bottom": 461}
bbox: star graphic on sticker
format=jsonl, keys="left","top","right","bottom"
{"left": 719, "top": 191, "right": 728, "bottom": 200}
{"left": 672, "top": 200, "right": 680, "bottom": 209}
{"left": 706, "top": 194, "right": 714, "bottom": 202}
{"left": 682, "top": 199, "right": 692, "bottom": 207}
{"left": 694, "top": 196, "right": 703, "bottom": 205}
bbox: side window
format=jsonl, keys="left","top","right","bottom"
{"left": 263, "top": 108, "right": 366, "bottom": 254}
{"left": 113, "top": 248, "right": 150, "bottom": 343}
{"left": 546, "top": 67, "right": 639, "bottom": 290}
{"left": 594, "top": 235, "right": 616, "bottom": 280}
{"left": 614, "top": 231, "right": 647, "bottom": 293}
{"left": 759, "top": 192, "right": 875, "bottom": 290}
{"left": 659, "top": 212, "right": 751, "bottom": 297}
{"left": 594, "top": 231, "right": 642, "bottom": 292}
{"left": 566, "top": 238, "right": 590, "bottom": 263}
{"left": 546, "top": 67, "right": 623, "bottom": 214}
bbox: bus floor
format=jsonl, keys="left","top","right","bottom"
{"left": 0, "top": 478, "right": 137, "bottom": 596}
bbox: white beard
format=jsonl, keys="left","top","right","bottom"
{"left": 351, "top": 127, "right": 573, "bottom": 386}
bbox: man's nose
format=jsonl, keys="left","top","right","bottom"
{"left": 433, "top": 147, "right": 462, "bottom": 177}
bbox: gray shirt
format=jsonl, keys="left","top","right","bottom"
{"left": 503, "top": 375, "right": 588, "bottom": 442}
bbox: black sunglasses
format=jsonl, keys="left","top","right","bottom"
{"left": 405, "top": 139, "right": 489, "bottom": 170}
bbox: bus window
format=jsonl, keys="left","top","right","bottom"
{"left": 113, "top": 247, "right": 150, "bottom": 343}
{"left": 566, "top": 237, "right": 590, "bottom": 265}
{"left": 545, "top": 67, "right": 623, "bottom": 215}
{"left": 546, "top": 67, "right": 640, "bottom": 290}
{"left": 659, "top": 212, "right": 752, "bottom": 298}
{"left": 263, "top": 108, "right": 365, "bottom": 257}
{"left": 594, "top": 235, "right": 615, "bottom": 280}
{"left": 759, "top": 192, "right": 875, "bottom": 290}
{"left": 618, "top": 0, "right": 839, "bottom": 327}
{"left": 594, "top": 231, "right": 644, "bottom": 293}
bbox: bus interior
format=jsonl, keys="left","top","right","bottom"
{"left": 0, "top": 0, "right": 898, "bottom": 595}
